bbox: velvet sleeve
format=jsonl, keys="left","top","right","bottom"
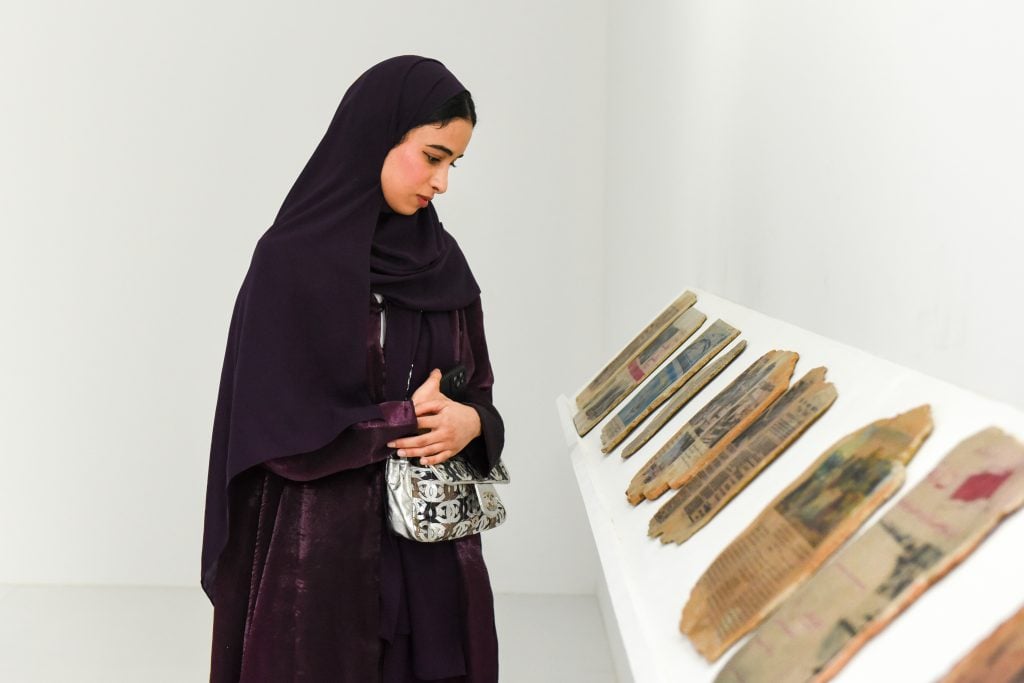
{"left": 456, "top": 297, "right": 505, "bottom": 474}
{"left": 261, "top": 400, "right": 416, "bottom": 481}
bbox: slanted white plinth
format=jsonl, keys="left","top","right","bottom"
{"left": 557, "top": 287, "right": 1024, "bottom": 683}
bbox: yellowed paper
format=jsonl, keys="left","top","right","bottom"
{"left": 573, "top": 307, "right": 706, "bottom": 436}
{"left": 681, "top": 405, "right": 933, "bottom": 661}
{"left": 600, "top": 320, "right": 740, "bottom": 453}
{"left": 719, "top": 427, "right": 1024, "bottom": 683}
{"left": 625, "top": 350, "right": 797, "bottom": 504}
{"left": 621, "top": 341, "right": 747, "bottom": 459}
{"left": 940, "top": 603, "right": 1024, "bottom": 683}
{"left": 575, "top": 290, "right": 696, "bottom": 409}
{"left": 649, "top": 367, "right": 837, "bottom": 545}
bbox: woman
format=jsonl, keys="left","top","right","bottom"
{"left": 201, "top": 55, "right": 504, "bottom": 682}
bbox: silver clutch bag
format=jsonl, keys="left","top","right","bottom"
{"left": 385, "top": 454, "right": 510, "bottom": 542}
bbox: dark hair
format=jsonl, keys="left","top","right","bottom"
{"left": 423, "top": 89, "right": 477, "bottom": 127}
{"left": 398, "top": 90, "right": 476, "bottom": 144}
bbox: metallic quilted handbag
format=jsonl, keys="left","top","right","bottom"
{"left": 385, "top": 454, "right": 510, "bottom": 542}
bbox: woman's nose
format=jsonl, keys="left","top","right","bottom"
{"left": 431, "top": 166, "right": 449, "bottom": 194}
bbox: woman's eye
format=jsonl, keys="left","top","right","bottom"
{"left": 424, "top": 153, "right": 456, "bottom": 168}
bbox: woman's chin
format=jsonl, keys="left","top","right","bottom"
{"left": 381, "top": 196, "right": 419, "bottom": 215}
{"left": 390, "top": 206, "right": 418, "bottom": 216}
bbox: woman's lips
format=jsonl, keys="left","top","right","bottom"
{"left": 416, "top": 195, "right": 431, "bottom": 208}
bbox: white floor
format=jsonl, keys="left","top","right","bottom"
{"left": 0, "top": 585, "right": 618, "bottom": 682}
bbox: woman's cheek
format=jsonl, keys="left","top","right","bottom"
{"left": 402, "top": 149, "right": 429, "bottom": 186}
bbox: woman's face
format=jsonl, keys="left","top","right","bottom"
{"left": 380, "top": 118, "right": 474, "bottom": 215}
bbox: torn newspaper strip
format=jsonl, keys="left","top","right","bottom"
{"left": 681, "top": 405, "right": 933, "bottom": 662}
{"left": 940, "top": 602, "right": 1024, "bottom": 683}
{"left": 649, "top": 367, "right": 837, "bottom": 544}
{"left": 574, "top": 290, "right": 697, "bottom": 410}
{"left": 718, "top": 427, "right": 1024, "bottom": 683}
{"left": 621, "top": 341, "right": 747, "bottom": 459}
{"left": 625, "top": 350, "right": 798, "bottom": 504}
{"left": 600, "top": 320, "right": 740, "bottom": 453}
{"left": 573, "top": 307, "right": 706, "bottom": 436}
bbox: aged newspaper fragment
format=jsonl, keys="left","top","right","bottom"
{"left": 621, "top": 341, "right": 747, "bottom": 459}
{"left": 682, "top": 405, "right": 933, "bottom": 662}
{"left": 574, "top": 291, "right": 697, "bottom": 410}
{"left": 625, "top": 350, "right": 798, "bottom": 504}
{"left": 599, "top": 320, "right": 740, "bottom": 453}
{"left": 649, "top": 367, "right": 837, "bottom": 545}
{"left": 941, "top": 602, "right": 1024, "bottom": 683}
{"left": 573, "top": 307, "right": 706, "bottom": 436}
{"left": 717, "top": 427, "right": 1024, "bottom": 683}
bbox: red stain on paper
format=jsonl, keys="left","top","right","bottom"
{"left": 952, "top": 470, "right": 1012, "bottom": 502}
{"left": 627, "top": 360, "right": 645, "bottom": 381}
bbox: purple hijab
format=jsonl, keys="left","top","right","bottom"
{"left": 201, "top": 55, "right": 481, "bottom": 601}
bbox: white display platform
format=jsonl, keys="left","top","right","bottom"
{"left": 557, "top": 288, "right": 1024, "bottom": 683}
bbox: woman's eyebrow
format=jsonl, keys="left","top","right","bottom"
{"left": 426, "top": 144, "right": 464, "bottom": 159}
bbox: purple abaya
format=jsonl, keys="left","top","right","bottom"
{"left": 209, "top": 297, "right": 502, "bottom": 682}
{"left": 201, "top": 55, "right": 503, "bottom": 682}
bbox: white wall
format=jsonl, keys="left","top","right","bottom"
{"left": 603, "top": 0, "right": 1024, "bottom": 411}
{"left": 13, "top": 0, "right": 1013, "bottom": 603}
{"left": 0, "top": 2, "right": 608, "bottom": 594}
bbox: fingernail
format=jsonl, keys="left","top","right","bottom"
{"left": 387, "top": 442, "right": 395, "bottom": 448}
{"left": 396, "top": 449, "right": 406, "bottom": 457}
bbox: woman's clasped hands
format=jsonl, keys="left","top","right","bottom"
{"left": 387, "top": 368, "right": 482, "bottom": 466}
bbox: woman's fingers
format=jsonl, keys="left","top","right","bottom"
{"left": 419, "top": 450, "right": 455, "bottom": 466}
{"left": 414, "top": 399, "right": 447, "bottom": 417}
{"left": 410, "top": 368, "right": 443, "bottom": 404}
{"left": 389, "top": 430, "right": 444, "bottom": 451}
{"left": 415, "top": 414, "right": 441, "bottom": 431}
{"left": 394, "top": 442, "right": 450, "bottom": 460}
{"left": 386, "top": 399, "right": 478, "bottom": 460}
